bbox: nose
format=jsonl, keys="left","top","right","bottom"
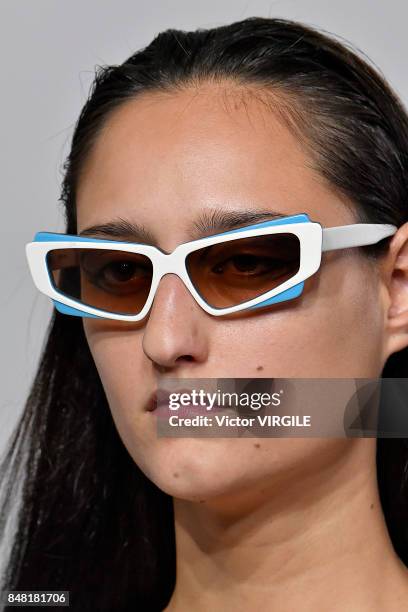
{"left": 142, "top": 273, "right": 209, "bottom": 371}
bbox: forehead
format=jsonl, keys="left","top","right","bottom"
{"left": 76, "top": 83, "right": 354, "bottom": 244}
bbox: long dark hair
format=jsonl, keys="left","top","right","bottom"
{"left": 2, "top": 16, "right": 408, "bottom": 611}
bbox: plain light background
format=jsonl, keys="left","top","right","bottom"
{"left": 1, "top": 0, "right": 408, "bottom": 468}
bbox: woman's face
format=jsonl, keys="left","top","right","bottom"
{"left": 78, "top": 84, "right": 390, "bottom": 502}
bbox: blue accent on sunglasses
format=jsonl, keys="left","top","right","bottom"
{"left": 249, "top": 281, "right": 304, "bottom": 309}
{"left": 215, "top": 213, "right": 310, "bottom": 237}
{"left": 53, "top": 300, "right": 103, "bottom": 318}
{"left": 34, "top": 231, "right": 115, "bottom": 243}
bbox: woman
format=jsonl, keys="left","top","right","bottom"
{"left": 2, "top": 15, "right": 408, "bottom": 611}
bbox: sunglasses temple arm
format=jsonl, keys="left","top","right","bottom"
{"left": 321, "top": 224, "right": 398, "bottom": 252}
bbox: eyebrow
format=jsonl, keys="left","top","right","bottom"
{"left": 78, "top": 208, "right": 290, "bottom": 245}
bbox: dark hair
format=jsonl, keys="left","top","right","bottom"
{"left": 2, "top": 16, "right": 408, "bottom": 611}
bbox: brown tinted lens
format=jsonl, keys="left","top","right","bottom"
{"left": 185, "top": 233, "right": 300, "bottom": 308}
{"left": 46, "top": 248, "right": 153, "bottom": 315}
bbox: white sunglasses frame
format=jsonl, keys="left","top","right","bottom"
{"left": 25, "top": 214, "right": 397, "bottom": 322}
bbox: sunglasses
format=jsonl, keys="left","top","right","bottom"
{"left": 25, "top": 212, "right": 397, "bottom": 321}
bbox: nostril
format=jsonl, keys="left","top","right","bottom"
{"left": 176, "top": 355, "right": 194, "bottom": 362}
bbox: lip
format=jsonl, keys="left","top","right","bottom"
{"left": 145, "top": 388, "right": 198, "bottom": 413}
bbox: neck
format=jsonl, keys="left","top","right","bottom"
{"left": 164, "top": 440, "right": 408, "bottom": 612}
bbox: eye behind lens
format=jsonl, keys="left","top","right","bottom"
{"left": 47, "top": 247, "right": 153, "bottom": 316}
{"left": 185, "top": 233, "right": 300, "bottom": 308}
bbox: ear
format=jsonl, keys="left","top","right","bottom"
{"left": 382, "top": 221, "right": 408, "bottom": 361}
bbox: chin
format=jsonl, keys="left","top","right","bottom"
{"left": 135, "top": 437, "right": 266, "bottom": 502}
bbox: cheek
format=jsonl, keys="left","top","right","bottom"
{"left": 222, "top": 257, "right": 384, "bottom": 377}
{"left": 82, "top": 320, "right": 161, "bottom": 478}
{"left": 82, "top": 320, "right": 147, "bottom": 413}
{"left": 303, "top": 256, "right": 384, "bottom": 376}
